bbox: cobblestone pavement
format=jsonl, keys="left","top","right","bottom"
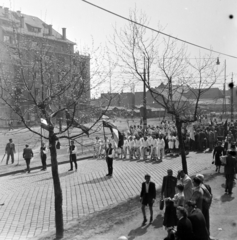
{"left": 0, "top": 152, "right": 212, "bottom": 240}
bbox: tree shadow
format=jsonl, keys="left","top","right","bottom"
{"left": 36, "top": 171, "right": 75, "bottom": 182}
{"left": 220, "top": 193, "right": 235, "bottom": 202}
{"left": 127, "top": 224, "right": 150, "bottom": 240}
{"left": 11, "top": 170, "right": 48, "bottom": 179}
{"left": 151, "top": 214, "right": 163, "bottom": 228}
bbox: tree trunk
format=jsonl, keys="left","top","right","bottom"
{"left": 49, "top": 131, "right": 64, "bottom": 238}
{"left": 176, "top": 119, "right": 188, "bottom": 174}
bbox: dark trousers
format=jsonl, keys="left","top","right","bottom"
{"left": 25, "top": 158, "right": 31, "bottom": 172}
{"left": 41, "top": 155, "right": 47, "bottom": 169}
{"left": 209, "top": 141, "right": 214, "bottom": 151}
{"left": 70, "top": 154, "right": 77, "bottom": 170}
{"left": 225, "top": 174, "right": 234, "bottom": 193}
{"left": 6, "top": 152, "right": 14, "bottom": 164}
{"left": 107, "top": 157, "right": 113, "bottom": 175}
{"left": 202, "top": 204, "right": 210, "bottom": 234}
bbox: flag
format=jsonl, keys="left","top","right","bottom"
{"left": 103, "top": 120, "right": 121, "bottom": 145}
{"left": 40, "top": 118, "right": 53, "bottom": 131}
{"left": 73, "top": 122, "right": 90, "bottom": 137}
{"left": 103, "top": 120, "right": 118, "bottom": 130}
{"left": 101, "top": 115, "right": 110, "bottom": 120}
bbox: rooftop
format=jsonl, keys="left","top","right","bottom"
{"left": 0, "top": 7, "right": 74, "bottom": 45}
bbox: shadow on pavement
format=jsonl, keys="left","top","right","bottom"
{"left": 220, "top": 193, "right": 235, "bottom": 202}
{"left": 151, "top": 214, "right": 163, "bottom": 228}
{"left": 10, "top": 170, "right": 48, "bottom": 179}
{"left": 36, "top": 170, "right": 75, "bottom": 182}
{"left": 79, "top": 176, "right": 112, "bottom": 185}
{"left": 127, "top": 224, "right": 150, "bottom": 240}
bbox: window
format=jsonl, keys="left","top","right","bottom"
{"left": 3, "top": 35, "right": 10, "bottom": 43}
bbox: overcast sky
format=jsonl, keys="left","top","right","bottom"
{"left": 1, "top": 0, "right": 237, "bottom": 95}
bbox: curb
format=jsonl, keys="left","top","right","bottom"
{"left": 0, "top": 155, "right": 94, "bottom": 178}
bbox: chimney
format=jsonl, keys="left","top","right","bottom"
{"left": 4, "top": 7, "right": 9, "bottom": 18}
{"left": 20, "top": 16, "right": 25, "bottom": 28}
{"left": 62, "top": 28, "right": 66, "bottom": 40}
{"left": 17, "top": 10, "right": 21, "bottom": 14}
{"left": 48, "top": 24, "right": 52, "bottom": 36}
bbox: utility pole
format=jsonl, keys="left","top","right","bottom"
{"left": 223, "top": 60, "right": 226, "bottom": 117}
{"left": 143, "top": 56, "right": 147, "bottom": 134}
{"left": 231, "top": 72, "right": 234, "bottom": 122}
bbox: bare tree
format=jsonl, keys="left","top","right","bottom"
{"left": 112, "top": 10, "right": 221, "bottom": 173}
{"left": 0, "top": 29, "right": 113, "bottom": 237}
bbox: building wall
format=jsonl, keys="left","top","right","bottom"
{"left": 0, "top": 9, "right": 90, "bottom": 126}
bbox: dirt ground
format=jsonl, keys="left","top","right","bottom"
{"left": 34, "top": 165, "right": 237, "bottom": 240}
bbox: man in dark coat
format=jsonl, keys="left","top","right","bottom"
{"left": 140, "top": 174, "right": 156, "bottom": 224}
{"left": 23, "top": 144, "right": 33, "bottom": 173}
{"left": 224, "top": 146, "right": 237, "bottom": 194}
{"left": 161, "top": 169, "right": 177, "bottom": 199}
{"left": 5, "top": 139, "right": 16, "bottom": 165}
{"left": 186, "top": 200, "right": 209, "bottom": 240}
{"left": 175, "top": 206, "right": 193, "bottom": 240}
{"left": 208, "top": 129, "right": 215, "bottom": 151}
{"left": 196, "top": 174, "right": 212, "bottom": 233}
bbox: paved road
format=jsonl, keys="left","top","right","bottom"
{"left": 0, "top": 152, "right": 212, "bottom": 240}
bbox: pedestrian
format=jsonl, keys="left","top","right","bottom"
{"left": 161, "top": 169, "right": 177, "bottom": 229}
{"left": 175, "top": 206, "right": 193, "bottom": 240}
{"left": 23, "top": 144, "right": 33, "bottom": 173}
{"left": 122, "top": 136, "right": 128, "bottom": 159}
{"left": 196, "top": 174, "right": 212, "bottom": 234}
{"left": 5, "top": 139, "right": 16, "bottom": 165}
{"left": 224, "top": 145, "right": 236, "bottom": 195}
{"left": 140, "top": 174, "right": 156, "bottom": 224}
{"left": 106, "top": 143, "right": 114, "bottom": 177}
{"left": 178, "top": 170, "right": 193, "bottom": 202}
{"left": 68, "top": 140, "right": 77, "bottom": 171}
{"left": 128, "top": 136, "right": 135, "bottom": 159}
{"left": 185, "top": 200, "right": 209, "bottom": 240}
{"left": 163, "top": 184, "right": 185, "bottom": 230}
{"left": 40, "top": 142, "right": 47, "bottom": 171}
{"left": 191, "top": 177, "right": 204, "bottom": 211}
{"left": 157, "top": 135, "right": 165, "bottom": 161}
{"left": 93, "top": 137, "right": 100, "bottom": 159}
{"left": 213, "top": 141, "right": 224, "bottom": 173}
{"left": 161, "top": 169, "right": 177, "bottom": 200}
{"left": 208, "top": 129, "right": 215, "bottom": 152}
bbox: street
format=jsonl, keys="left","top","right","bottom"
{"left": 0, "top": 152, "right": 212, "bottom": 240}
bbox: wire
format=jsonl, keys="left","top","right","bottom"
{"left": 81, "top": 0, "right": 237, "bottom": 59}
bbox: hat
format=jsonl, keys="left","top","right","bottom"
{"left": 196, "top": 174, "right": 204, "bottom": 183}
{"left": 144, "top": 174, "right": 151, "bottom": 178}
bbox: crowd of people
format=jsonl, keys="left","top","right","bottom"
{"left": 141, "top": 142, "right": 237, "bottom": 240}
{"left": 141, "top": 170, "right": 212, "bottom": 240}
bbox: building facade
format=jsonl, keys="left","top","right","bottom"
{"left": 0, "top": 7, "right": 90, "bottom": 127}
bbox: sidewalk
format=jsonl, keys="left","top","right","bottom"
{"left": 0, "top": 148, "right": 93, "bottom": 177}
{"left": 35, "top": 166, "right": 237, "bottom": 240}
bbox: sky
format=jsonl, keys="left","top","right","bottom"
{"left": 1, "top": 0, "right": 237, "bottom": 96}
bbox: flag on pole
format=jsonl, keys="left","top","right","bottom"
{"left": 40, "top": 118, "right": 53, "bottom": 131}
{"left": 103, "top": 120, "right": 121, "bottom": 145}
{"left": 73, "top": 122, "right": 90, "bottom": 137}
{"left": 103, "top": 120, "right": 117, "bottom": 130}
{"left": 101, "top": 115, "right": 110, "bottom": 120}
